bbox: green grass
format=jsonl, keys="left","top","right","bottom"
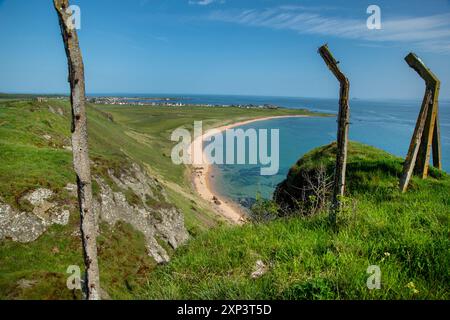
{"left": 98, "top": 104, "right": 324, "bottom": 186}
{"left": 0, "top": 213, "right": 156, "bottom": 299}
{"left": 4, "top": 98, "right": 446, "bottom": 300}
{"left": 0, "top": 98, "right": 318, "bottom": 299}
{"left": 138, "top": 142, "right": 449, "bottom": 300}
{"left": 0, "top": 93, "right": 65, "bottom": 100}
{"left": 0, "top": 100, "right": 74, "bottom": 208}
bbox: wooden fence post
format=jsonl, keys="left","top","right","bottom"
{"left": 400, "top": 53, "right": 442, "bottom": 192}
{"left": 53, "top": 0, "right": 101, "bottom": 300}
{"left": 399, "top": 90, "right": 432, "bottom": 192}
{"left": 404, "top": 53, "right": 441, "bottom": 180}
{"left": 318, "top": 45, "right": 350, "bottom": 225}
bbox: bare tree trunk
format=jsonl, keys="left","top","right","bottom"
{"left": 318, "top": 45, "right": 350, "bottom": 225}
{"left": 53, "top": 0, "right": 100, "bottom": 300}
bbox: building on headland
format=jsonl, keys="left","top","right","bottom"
{"left": 88, "top": 97, "right": 281, "bottom": 110}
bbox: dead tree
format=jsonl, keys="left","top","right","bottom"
{"left": 318, "top": 45, "right": 350, "bottom": 225}
{"left": 53, "top": 0, "right": 100, "bottom": 300}
{"left": 400, "top": 53, "right": 442, "bottom": 192}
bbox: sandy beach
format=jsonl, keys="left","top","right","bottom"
{"left": 190, "top": 115, "right": 309, "bottom": 225}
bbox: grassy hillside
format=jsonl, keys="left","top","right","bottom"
{"left": 138, "top": 142, "right": 449, "bottom": 300}
{"left": 98, "top": 104, "right": 325, "bottom": 187}
{"left": 0, "top": 98, "right": 319, "bottom": 299}
{"left": 3, "top": 99, "right": 446, "bottom": 300}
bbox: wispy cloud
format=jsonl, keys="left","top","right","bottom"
{"left": 189, "top": 0, "right": 225, "bottom": 6}
{"left": 209, "top": 6, "right": 450, "bottom": 54}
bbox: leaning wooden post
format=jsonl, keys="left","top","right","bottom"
{"left": 53, "top": 0, "right": 101, "bottom": 300}
{"left": 399, "top": 90, "right": 432, "bottom": 192}
{"left": 318, "top": 45, "right": 350, "bottom": 225}
{"left": 404, "top": 53, "right": 441, "bottom": 179}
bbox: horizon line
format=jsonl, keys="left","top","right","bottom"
{"left": 1, "top": 91, "right": 442, "bottom": 102}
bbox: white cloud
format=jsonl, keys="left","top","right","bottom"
{"left": 209, "top": 6, "right": 450, "bottom": 54}
{"left": 189, "top": 0, "right": 225, "bottom": 6}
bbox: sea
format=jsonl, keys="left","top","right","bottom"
{"left": 95, "top": 94, "right": 450, "bottom": 209}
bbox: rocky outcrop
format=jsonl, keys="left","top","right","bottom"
{"left": 0, "top": 189, "right": 69, "bottom": 242}
{"left": 0, "top": 202, "right": 47, "bottom": 243}
{"left": 94, "top": 164, "right": 189, "bottom": 263}
{"left": 23, "top": 189, "right": 70, "bottom": 226}
{"left": 0, "top": 163, "right": 189, "bottom": 263}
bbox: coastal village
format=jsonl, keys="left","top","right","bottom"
{"left": 88, "top": 96, "right": 281, "bottom": 109}
{"left": 31, "top": 95, "right": 282, "bottom": 109}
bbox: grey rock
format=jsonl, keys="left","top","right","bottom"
{"left": 251, "top": 260, "right": 268, "bottom": 279}
{"left": 0, "top": 203, "right": 46, "bottom": 242}
{"left": 94, "top": 163, "right": 189, "bottom": 263}
{"left": 17, "top": 279, "right": 38, "bottom": 290}
{"left": 24, "top": 188, "right": 53, "bottom": 206}
{"left": 0, "top": 188, "right": 72, "bottom": 242}
{"left": 0, "top": 164, "right": 189, "bottom": 265}
{"left": 52, "top": 209, "right": 70, "bottom": 225}
{"left": 64, "top": 183, "right": 78, "bottom": 197}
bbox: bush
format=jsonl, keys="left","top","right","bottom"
{"left": 250, "top": 193, "right": 280, "bottom": 222}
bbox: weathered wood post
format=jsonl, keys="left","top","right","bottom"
{"left": 400, "top": 53, "right": 442, "bottom": 192}
{"left": 318, "top": 45, "right": 350, "bottom": 225}
{"left": 53, "top": 0, "right": 101, "bottom": 300}
{"left": 399, "top": 90, "right": 432, "bottom": 192}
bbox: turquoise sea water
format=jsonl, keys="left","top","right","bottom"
{"left": 192, "top": 96, "right": 449, "bottom": 208}
{"left": 101, "top": 94, "right": 449, "bottom": 208}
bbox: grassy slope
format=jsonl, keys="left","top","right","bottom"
{"left": 99, "top": 104, "right": 324, "bottom": 187}
{"left": 0, "top": 99, "right": 317, "bottom": 299}
{"left": 96, "top": 104, "right": 325, "bottom": 235}
{"left": 0, "top": 99, "right": 160, "bottom": 299}
{"left": 139, "top": 142, "right": 449, "bottom": 300}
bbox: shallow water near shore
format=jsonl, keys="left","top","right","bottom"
{"left": 199, "top": 96, "right": 450, "bottom": 209}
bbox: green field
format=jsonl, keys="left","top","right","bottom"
{"left": 98, "top": 103, "right": 326, "bottom": 186}
{"left": 0, "top": 98, "right": 322, "bottom": 299}
{"left": 138, "top": 142, "right": 450, "bottom": 299}
{"left": 1, "top": 98, "right": 448, "bottom": 300}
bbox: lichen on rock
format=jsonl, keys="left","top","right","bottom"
{"left": 0, "top": 189, "right": 70, "bottom": 242}
{"left": 94, "top": 164, "right": 189, "bottom": 263}
{"left": 0, "top": 163, "right": 189, "bottom": 264}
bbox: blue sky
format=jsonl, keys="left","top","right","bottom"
{"left": 0, "top": 0, "right": 450, "bottom": 99}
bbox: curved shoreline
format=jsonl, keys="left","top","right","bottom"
{"left": 190, "top": 115, "right": 309, "bottom": 225}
